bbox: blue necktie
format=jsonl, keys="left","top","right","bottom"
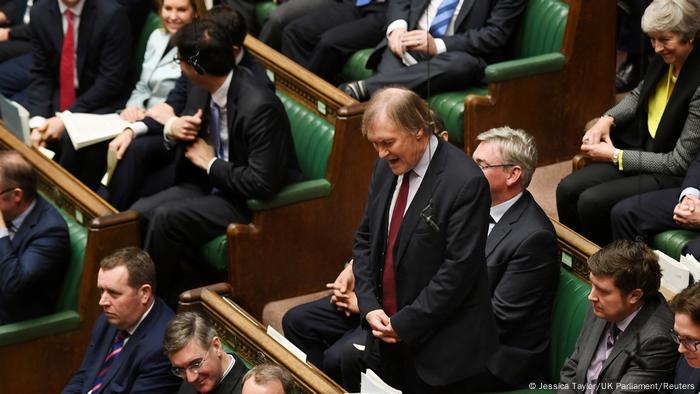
{"left": 356, "top": 0, "right": 371, "bottom": 8}
{"left": 429, "top": 0, "right": 459, "bottom": 38}
{"left": 209, "top": 101, "right": 224, "bottom": 159}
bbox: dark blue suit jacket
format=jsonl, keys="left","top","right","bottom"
{"left": 62, "top": 298, "right": 180, "bottom": 394}
{"left": 672, "top": 356, "right": 700, "bottom": 394}
{"left": 26, "top": 0, "right": 132, "bottom": 118}
{"left": 0, "top": 195, "right": 69, "bottom": 324}
{"left": 353, "top": 137, "right": 497, "bottom": 386}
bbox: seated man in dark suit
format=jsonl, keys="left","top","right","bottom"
{"left": 131, "top": 20, "right": 301, "bottom": 304}
{"left": 668, "top": 282, "right": 700, "bottom": 394}
{"left": 340, "top": 0, "right": 527, "bottom": 101}
{"left": 0, "top": 150, "right": 69, "bottom": 324}
{"left": 557, "top": 241, "right": 678, "bottom": 394}
{"left": 612, "top": 152, "right": 700, "bottom": 258}
{"left": 241, "top": 364, "right": 294, "bottom": 394}
{"left": 280, "top": 0, "right": 386, "bottom": 82}
{"left": 62, "top": 247, "right": 180, "bottom": 394}
{"left": 102, "top": 5, "right": 273, "bottom": 211}
{"left": 0, "top": 0, "right": 33, "bottom": 63}
{"left": 164, "top": 311, "right": 249, "bottom": 394}
{"left": 21, "top": 0, "right": 132, "bottom": 190}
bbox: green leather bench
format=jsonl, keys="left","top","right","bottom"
{"left": 0, "top": 199, "right": 87, "bottom": 346}
{"left": 653, "top": 230, "right": 699, "bottom": 260}
{"left": 489, "top": 267, "right": 590, "bottom": 393}
{"left": 200, "top": 91, "right": 334, "bottom": 272}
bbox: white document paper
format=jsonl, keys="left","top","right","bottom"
{"left": 655, "top": 250, "right": 691, "bottom": 293}
{"left": 680, "top": 253, "right": 700, "bottom": 284}
{"left": 0, "top": 93, "right": 31, "bottom": 144}
{"left": 360, "top": 369, "right": 402, "bottom": 394}
{"left": 58, "top": 112, "right": 132, "bottom": 150}
{"left": 266, "top": 325, "right": 307, "bottom": 363}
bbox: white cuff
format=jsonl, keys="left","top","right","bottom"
{"left": 29, "top": 116, "right": 47, "bottom": 129}
{"left": 163, "top": 117, "right": 177, "bottom": 142}
{"left": 206, "top": 157, "right": 217, "bottom": 175}
{"left": 386, "top": 20, "right": 408, "bottom": 37}
{"left": 434, "top": 38, "right": 446, "bottom": 54}
{"left": 0, "top": 228, "right": 8, "bottom": 238}
{"left": 129, "top": 121, "right": 148, "bottom": 137}
{"left": 680, "top": 187, "right": 700, "bottom": 202}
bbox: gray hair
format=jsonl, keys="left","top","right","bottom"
{"left": 641, "top": 0, "right": 700, "bottom": 42}
{"left": 242, "top": 364, "right": 294, "bottom": 394}
{"left": 163, "top": 312, "right": 217, "bottom": 355}
{"left": 476, "top": 126, "right": 538, "bottom": 187}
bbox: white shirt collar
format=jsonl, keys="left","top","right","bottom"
{"left": 412, "top": 134, "right": 438, "bottom": 180}
{"left": 490, "top": 192, "right": 523, "bottom": 225}
{"left": 218, "top": 354, "right": 235, "bottom": 385}
{"left": 211, "top": 71, "right": 233, "bottom": 110}
{"left": 615, "top": 302, "right": 643, "bottom": 333}
{"left": 58, "top": 0, "right": 86, "bottom": 16}
{"left": 235, "top": 48, "right": 245, "bottom": 66}
{"left": 126, "top": 298, "right": 155, "bottom": 335}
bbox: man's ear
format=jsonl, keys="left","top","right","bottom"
{"left": 627, "top": 288, "right": 643, "bottom": 305}
{"left": 139, "top": 284, "right": 153, "bottom": 303}
{"left": 505, "top": 165, "right": 522, "bottom": 187}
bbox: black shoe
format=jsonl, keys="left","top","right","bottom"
{"left": 339, "top": 80, "right": 369, "bottom": 101}
{"left": 615, "top": 58, "right": 641, "bottom": 93}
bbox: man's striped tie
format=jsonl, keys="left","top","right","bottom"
{"left": 429, "top": 0, "right": 459, "bottom": 38}
{"left": 89, "top": 330, "right": 129, "bottom": 393}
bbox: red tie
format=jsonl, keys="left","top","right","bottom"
{"left": 383, "top": 172, "right": 410, "bottom": 316}
{"left": 59, "top": 10, "right": 76, "bottom": 112}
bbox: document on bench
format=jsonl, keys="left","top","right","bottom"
{"left": 58, "top": 111, "right": 132, "bottom": 150}
{"left": 360, "top": 369, "right": 402, "bottom": 394}
{"left": 680, "top": 253, "right": 700, "bottom": 284}
{"left": 266, "top": 325, "right": 307, "bottom": 363}
{"left": 655, "top": 250, "right": 691, "bottom": 293}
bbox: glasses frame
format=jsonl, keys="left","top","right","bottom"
{"left": 477, "top": 162, "right": 517, "bottom": 170}
{"left": 171, "top": 344, "right": 212, "bottom": 379}
{"left": 0, "top": 187, "right": 19, "bottom": 196}
{"left": 669, "top": 329, "right": 700, "bottom": 352}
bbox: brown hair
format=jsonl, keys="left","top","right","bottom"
{"left": 670, "top": 282, "right": 700, "bottom": 325}
{"left": 0, "top": 150, "right": 37, "bottom": 201}
{"left": 163, "top": 312, "right": 217, "bottom": 355}
{"left": 99, "top": 247, "right": 156, "bottom": 291}
{"left": 361, "top": 87, "right": 436, "bottom": 137}
{"left": 587, "top": 240, "right": 661, "bottom": 301}
{"left": 242, "top": 363, "right": 294, "bottom": 394}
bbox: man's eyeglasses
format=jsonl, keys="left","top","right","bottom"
{"left": 171, "top": 345, "right": 212, "bottom": 378}
{"left": 0, "top": 187, "right": 19, "bottom": 196}
{"left": 670, "top": 329, "right": 700, "bottom": 352}
{"left": 477, "top": 163, "right": 516, "bottom": 170}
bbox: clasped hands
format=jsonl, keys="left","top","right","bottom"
{"left": 674, "top": 195, "right": 700, "bottom": 229}
{"left": 326, "top": 260, "right": 358, "bottom": 317}
{"left": 388, "top": 28, "right": 438, "bottom": 58}
{"left": 580, "top": 116, "right": 616, "bottom": 163}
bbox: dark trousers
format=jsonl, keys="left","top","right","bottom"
{"left": 281, "top": 1, "right": 385, "bottom": 82}
{"left": 131, "top": 183, "right": 250, "bottom": 304}
{"left": 364, "top": 47, "right": 486, "bottom": 97}
{"left": 0, "top": 52, "right": 30, "bottom": 101}
{"left": 48, "top": 133, "right": 109, "bottom": 192}
{"left": 282, "top": 296, "right": 377, "bottom": 391}
{"left": 0, "top": 38, "right": 32, "bottom": 63}
{"left": 556, "top": 163, "right": 683, "bottom": 246}
{"left": 611, "top": 187, "right": 700, "bottom": 257}
{"left": 98, "top": 135, "right": 176, "bottom": 211}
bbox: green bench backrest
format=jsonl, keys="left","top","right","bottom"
{"left": 43, "top": 199, "right": 88, "bottom": 312}
{"left": 133, "top": 12, "right": 163, "bottom": 79}
{"left": 277, "top": 92, "right": 334, "bottom": 180}
{"left": 547, "top": 268, "right": 590, "bottom": 381}
{"left": 511, "top": 0, "right": 568, "bottom": 58}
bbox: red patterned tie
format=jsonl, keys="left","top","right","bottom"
{"left": 90, "top": 330, "right": 129, "bottom": 393}
{"left": 59, "top": 10, "right": 75, "bottom": 112}
{"left": 383, "top": 172, "right": 411, "bottom": 316}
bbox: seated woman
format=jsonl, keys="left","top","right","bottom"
{"left": 556, "top": 0, "right": 700, "bottom": 246}
{"left": 98, "top": 0, "right": 206, "bottom": 210}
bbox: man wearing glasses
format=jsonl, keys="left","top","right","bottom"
{"left": 164, "top": 311, "right": 249, "bottom": 394}
{"left": 0, "top": 150, "right": 69, "bottom": 324}
{"left": 668, "top": 282, "right": 700, "bottom": 393}
{"left": 557, "top": 240, "right": 677, "bottom": 394}
{"left": 62, "top": 247, "right": 180, "bottom": 394}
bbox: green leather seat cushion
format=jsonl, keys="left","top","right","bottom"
{"left": 652, "top": 229, "right": 699, "bottom": 260}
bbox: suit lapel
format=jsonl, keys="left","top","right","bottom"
{"left": 9, "top": 198, "right": 44, "bottom": 248}
{"left": 85, "top": 323, "right": 119, "bottom": 390}
{"left": 486, "top": 192, "right": 531, "bottom": 257}
{"left": 393, "top": 141, "right": 446, "bottom": 269}
{"left": 47, "top": 1, "right": 63, "bottom": 56}
{"left": 601, "top": 297, "right": 656, "bottom": 373}
{"left": 76, "top": 0, "right": 94, "bottom": 81}
{"left": 373, "top": 166, "right": 397, "bottom": 268}
{"left": 576, "top": 315, "right": 608, "bottom": 383}
{"left": 454, "top": 0, "right": 476, "bottom": 31}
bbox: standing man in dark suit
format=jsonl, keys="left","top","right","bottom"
{"left": 0, "top": 150, "right": 69, "bottom": 324}
{"left": 22, "top": 0, "right": 132, "bottom": 190}
{"left": 340, "top": 0, "right": 527, "bottom": 101}
{"left": 472, "top": 126, "right": 559, "bottom": 390}
{"left": 352, "top": 87, "right": 496, "bottom": 392}
{"left": 131, "top": 19, "right": 301, "bottom": 304}
{"left": 669, "top": 282, "right": 700, "bottom": 394}
{"left": 62, "top": 247, "right": 181, "bottom": 394}
{"left": 557, "top": 241, "right": 678, "bottom": 394}
{"left": 165, "top": 312, "right": 249, "bottom": 394}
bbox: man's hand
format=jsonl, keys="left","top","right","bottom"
{"left": 0, "top": 11, "right": 7, "bottom": 25}
{"left": 332, "top": 291, "right": 359, "bottom": 316}
{"left": 31, "top": 116, "right": 65, "bottom": 147}
{"left": 580, "top": 141, "right": 616, "bottom": 163}
{"left": 327, "top": 260, "right": 357, "bottom": 316}
{"left": 388, "top": 28, "right": 407, "bottom": 57}
{"left": 674, "top": 195, "right": 700, "bottom": 229}
{"left": 119, "top": 107, "right": 146, "bottom": 122}
{"left": 168, "top": 109, "right": 202, "bottom": 142}
{"left": 108, "top": 129, "right": 135, "bottom": 160}
{"left": 185, "top": 138, "right": 215, "bottom": 170}
{"left": 401, "top": 30, "right": 437, "bottom": 56}
{"left": 366, "top": 309, "right": 399, "bottom": 343}
{"left": 146, "top": 103, "right": 176, "bottom": 125}
{"left": 0, "top": 28, "right": 9, "bottom": 42}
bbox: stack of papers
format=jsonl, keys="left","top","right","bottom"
{"left": 360, "top": 369, "right": 402, "bottom": 394}
{"left": 58, "top": 112, "right": 132, "bottom": 150}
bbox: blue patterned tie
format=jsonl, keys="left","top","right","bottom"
{"left": 90, "top": 330, "right": 129, "bottom": 393}
{"left": 356, "top": 0, "right": 371, "bottom": 7}
{"left": 429, "top": 0, "right": 459, "bottom": 38}
{"left": 209, "top": 101, "right": 223, "bottom": 159}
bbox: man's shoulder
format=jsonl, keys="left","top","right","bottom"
{"left": 32, "top": 196, "right": 69, "bottom": 233}
{"left": 509, "top": 192, "right": 555, "bottom": 235}
{"left": 232, "top": 67, "right": 282, "bottom": 108}
{"left": 438, "top": 139, "right": 484, "bottom": 181}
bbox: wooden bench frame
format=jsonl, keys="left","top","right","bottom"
{"left": 179, "top": 284, "right": 345, "bottom": 393}
{"left": 464, "top": 0, "right": 616, "bottom": 165}
{"left": 0, "top": 127, "right": 141, "bottom": 393}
